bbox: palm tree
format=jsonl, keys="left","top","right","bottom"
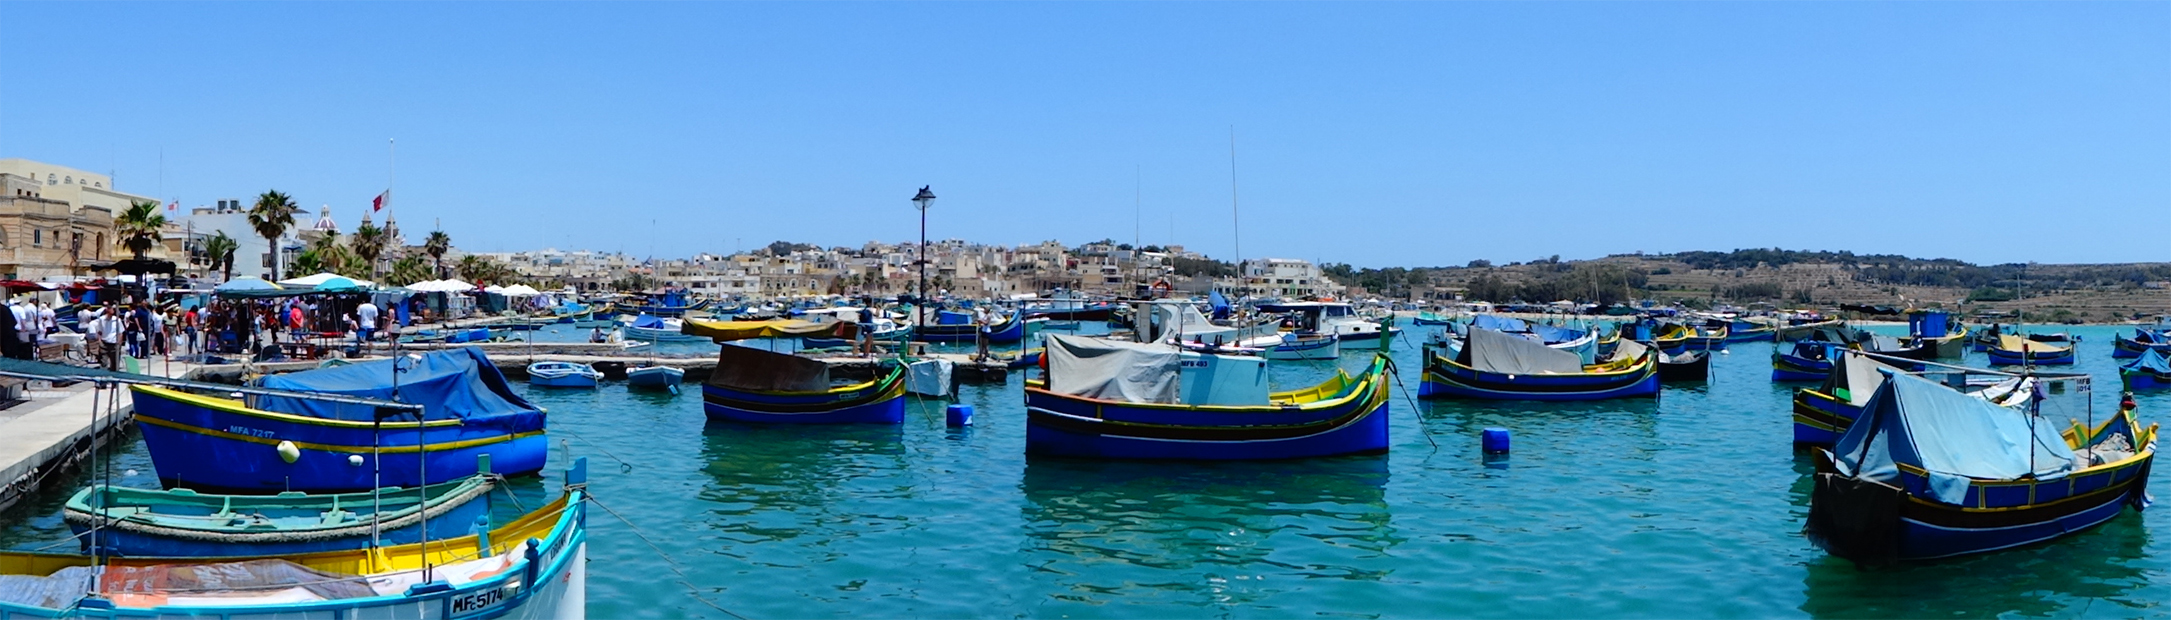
{"left": 247, "top": 190, "right": 298, "bottom": 279}
{"left": 387, "top": 256, "right": 432, "bottom": 287}
{"left": 204, "top": 232, "right": 238, "bottom": 281}
{"left": 115, "top": 200, "right": 168, "bottom": 261}
{"left": 424, "top": 231, "right": 451, "bottom": 279}
{"left": 351, "top": 222, "right": 387, "bottom": 278}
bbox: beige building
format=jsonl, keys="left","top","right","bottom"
{"left": 0, "top": 159, "right": 145, "bottom": 279}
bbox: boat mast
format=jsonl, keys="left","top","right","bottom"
{"left": 1228, "top": 127, "right": 1242, "bottom": 300}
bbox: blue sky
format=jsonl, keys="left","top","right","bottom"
{"left": 3, "top": 2, "right": 2165, "bottom": 267}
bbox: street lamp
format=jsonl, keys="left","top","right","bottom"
{"left": 912, "top": 186, "right": 935, "bottom": 334}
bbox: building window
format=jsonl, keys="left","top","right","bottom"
{"left": 46, "top": 174, "right": 55, "bottom": 185}
{"left": 63, "top": 177, "right": 71, "bottom": 185}
{"left": 32, "top": 229, "right": 41, "bottom": 246}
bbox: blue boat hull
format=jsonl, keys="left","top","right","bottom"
{"left": 1772, "top": 353, "right": 1832, "bottom": 382}
{"left": 1986, "top": 347, "right": 2075, "bottom": 366}
{"left": 132, "top": 388, "right": 548, "bottom": 493}
{"left": 914, "top": 316, "right": 1026, "bottom": 344}
{"left": 2124, "top": 370, "right": 2171, "bottom": 390}
{"left": 1811, "top": 450, "right": 2152, "bottom": 562}
{"left": 702, "top": 367, "right": 908, "bottom": 424}
{"left": 1791, "top": 389, "right": 1858, "bottom": 445}
{"left": 2112, "top": 334, "right": 2171, "bottom": 359}
{"left": 1418, "top": 357, "right": 1660, "bottom": 401}
{"left": 71, "top": 494, "right": 491, "bottom": 557}
{"left": 1022, "top": 365, "right": 1392, "bottom": 460}
{"left": 530, "top": 373, "right": 599, "bottom": 388}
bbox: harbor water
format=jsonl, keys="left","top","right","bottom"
{"left": 4, "top": 323, "right": 2168, "bottom": 618}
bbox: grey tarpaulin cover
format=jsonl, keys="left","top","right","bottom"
{"left": 906, "top": 358, "right": 955, "bottom": 397}
{"left": 1457, "top": 327, "right": 1584, "bottom": 374}
{"left": 1046, "top": 334, "right": 1182, "bottom": 403}
{"left": 1612, "top": 338, "right": 1651, "bottom": 363}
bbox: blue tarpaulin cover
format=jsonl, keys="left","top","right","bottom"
{"left": 1208, "top": 291, "right": 1231, "bottom": 320}
{"left": 937, "top": 311, "right": 972, "bottom": 325}
{"left": 631, "top": 314, "right": 668, "bottom": 329}
{"left": 1831, "top": 372, "right": 2075, "bottom": 504}
{"left": 255, "top": 347, "right": 544, "bottom": 430}
{"left": 1531, "top": 324, "right": 1586, "bottom": 345}
{"left": 1472, "top": 315, "right": 1529, "bottom": 333}
{"left": 2127, "top": 349, "right": 2171, "bottom": 375}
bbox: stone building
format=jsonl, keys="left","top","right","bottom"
{"left": 0, "top": 160, "right": 144, "bottom": 279}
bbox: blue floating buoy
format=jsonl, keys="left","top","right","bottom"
{"left": 946, "top": 404, "right": 974, "bottom": 428}
{"left": 1481, "top": 427, "right": 1511, "bottom": 454}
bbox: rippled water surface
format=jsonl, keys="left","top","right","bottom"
{"left": 6, "top": 323, "right": 2169, "bottom": 618}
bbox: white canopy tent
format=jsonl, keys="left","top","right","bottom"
{"left": 278, "top": 272, "right": 377, "bottom": 288}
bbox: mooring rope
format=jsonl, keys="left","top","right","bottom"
{"left": 586, "top": 495, "right": 751, "bottom": 620}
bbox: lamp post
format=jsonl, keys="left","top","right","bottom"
{"left": 912, "top": 186, "right": 935, "bottom": 334}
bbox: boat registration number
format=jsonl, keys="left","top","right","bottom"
{"left": 226, "top": 426, "right": 274, "bottom": 439}
{"left": 450, "top": 584, "right": 516, "bottom": 615}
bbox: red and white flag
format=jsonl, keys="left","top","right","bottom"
{"left": 372, "top": 190, "right": 390, "bottom": 212}
{"left": 166, "top": 200, "right": 177, "bottom": 211}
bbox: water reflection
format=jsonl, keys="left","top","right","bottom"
{"left": 1016, "top": 456, "right": 1398, "bottom": 607}
{"left": 1799, "top": 514, "right": 2151, "bottom": 618}
{"left": 697, "top": 422, "right": 907, "bottom": 552}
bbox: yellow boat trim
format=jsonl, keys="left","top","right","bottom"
{"left": 1429, "top": 351, "right": 1655, "bottom": 378}
{"left": 133, "top": 386, "right": 465, "bottom": 429}
{"left": 133, "top": 415, "right": 544, "bottom": 454}
{"left": 1025, "top": 356, "right": 1390, "bottom": 412}
{"left": 0, "top": 494, "right": 575, "bottom": 577}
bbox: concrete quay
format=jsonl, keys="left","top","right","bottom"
{"left": 0, "top": 361, "right": 199, "bottom": 514}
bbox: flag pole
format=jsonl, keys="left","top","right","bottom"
{"left": 387, "top": 139, "right": 396, "bottom": 218}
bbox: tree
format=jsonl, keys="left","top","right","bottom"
{"left": 247, "top": 190, "right": 298, "bottom": 278}
{"left": 424, "top": 230, "right": 452, "bottom": 279}
{"left": 115, "top": 200, "right": 167, "bottom": 261}
{"left": 387, "top": 256, "right": 432, "bottom": 286}
{"left": 351, "top": 222, "right": 387, "bottom": 278}
{"left": 204, "top": 232, "right": 239, "bottom": 281}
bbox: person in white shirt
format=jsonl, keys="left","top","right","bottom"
{"left": 356, "top": 300, "right": 380, "bottom": 345}
{"left": 90, "top": 304, "right": 123, "bottom": 370}
{"left": 9, "top": 300, "right": 34, "bottom": 360}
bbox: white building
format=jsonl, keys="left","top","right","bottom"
{"left": 1241, "top": 258, "right": 1339, "bottom": 298}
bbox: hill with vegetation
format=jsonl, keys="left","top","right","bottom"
{"left": 1325, "top": 249, "right": 2171, "bottom": 322}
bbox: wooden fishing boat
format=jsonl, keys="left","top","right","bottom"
{"left": 2122, "top": 349, "right": 2171, "bottom": 390}
{"left": 1777, "top": 319, "right": 1845, "bottom": 343}
{"left": 1, "top": 462, "right": 590, "bottom": 620}
{"left": 1807, "top": 374, "right": 2154, "bottom": 563}
{"left": 1725, "top": 318, "right": 1777, "bottom": 342}
{"left": 1773, "top": 341, "right": 1837, "bottom": 382}
{"left": 701, "top": 344, "right": 906, "bottom": 424}
{"left": 526, "top": 361, "right": 602, "bottom": 388}
{"left": 1645, "top": 322, "right": 1693, "bottom": 355}
{"left": 1789, "top": 352, "right": 2048, "bottom": 445}
{"left": 131, "top": 348, "right": 548, "bottom": 493}
{"left": 2112, "top": 329, "right": 2171, "bottom": 359}
{"left": 620, "top": 287, "right": 709, "bottom": 317}
{"left": 1597, "top": 328, "right": 1621, "bottom": 358}
{"left": 1420, "top": 328, "right": 1659, "bottom": 401}
{"left": 64, "top": 472, "right": 493, "bottom": 557}
{"left": 1257, "top": 333, "right": 1340, "bottom": 361}
{"left": 622, "top": 314, "right": 707, "bottom": 342}
{"left": 1903, "top": 310, "right": 1968, "bottom": 358}
{"left": 1023, "top": 334, "right": 1391, "bottom": 460}
{"left": 1657, "top": 350, "right": 1708, "bottom": 382}
{"left": 913, "top": 311, "right": 1027, "bottom": 344}
{"left": 1411, "top": 311, "right": 1454, "bottom": 326}
{"left": 1986, "top": 334, "right": 2075, "bottom": 366}
{"left": 625, "top": 364, "right": 685, "bottom": 393}
{"left": 1684, "top": 323, "right": 1729, "bottom": 352}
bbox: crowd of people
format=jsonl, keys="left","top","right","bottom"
{"left": 0, "top": 293, "right": 402, "bottom": 371}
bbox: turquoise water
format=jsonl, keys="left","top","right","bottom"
{"left": 5, "top": 323, "right": 2169, "bottom": 618}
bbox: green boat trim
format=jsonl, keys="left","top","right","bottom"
{"left": 62, "top": 475, "right": 494, "bottom": 545}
